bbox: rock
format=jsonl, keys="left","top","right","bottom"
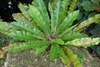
{"left": 3, "top": 49, "right": 64, "bottom": 67}
{"left": 3, "top": 47, "right": 100, "bottom": 67}
{"left": 68, "top": 46, "right": 100, "bottom": 67}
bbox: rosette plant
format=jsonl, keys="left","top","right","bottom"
{"left": 0, "top": 0, "right": 100, "bottom": 67}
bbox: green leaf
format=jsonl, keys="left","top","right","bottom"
{"left": 62, "top": 46, "right": 82, "bottom": 67}
{"left": 8, "top": 31, "right": 36, "bottom": 41}
{"left": 97, "top": 47, "right": 100, "bottom": 56}
{"left": 0, "top": 40, "right": 2, "bottom": 50}
{"left": 59, "top": 47, "right": 67, "bottom": 59}
{"left": 51, "top": 0, "right": 63, "bottom": 31}
{"left": 0, "top": 22, "right": 13, "bottom": 34}
{"left": 7, "top": 40, "right": 48, "bottom": 52}
{"left": 50, "top": 38, "right": 64, "bottom": 44}
{"left": 58, "top": 25, "right": 76, "bottom": 37}
{"left": 50, "top": 44, "right": 59, "bottom": 61}
{"left": 0, "top": 39, "right": 4, "bottom": 50}
{"left": 68, "top": 0, "right": 78, "bottom": 14}
{"left": 35, "top": 45, "right": 48, "bottom": 56}
{"left": 61, "top": 32, "right": 87, "bottom": 41}
{"left": 77, "top": 12, "right": 84, "bottom": 20}
{"left": 28, "top": 5, "right": 49, "bottom": 34}
{"left": 58, "top": 10, "right": 79, "bottom": 33}
{"left": 19, "top": 3, "right": 32, "bottom": 21}
{"left": 30, "top": 40, "right": 48, "bottom": 48}
{"left": 8, "top": 30, "right": 45, "bottom": 40}
{"left": 90, "top": 28, "right": 100, "bottom": 37}
{"left": 50, "top": 0, "right": 58, "bottom": 8}
{"left": 61, "top": 0, "right": 70, "bottom": 21}
{"left": 35, "top": 0, "right": 50, "bottom": 33}
{"left": 59, "top": 46, "right": 72, "bottom": 67}
{"left": 81, "top": 1, "right": 93, "bottom": 11}
{"left": 77, "top": 55, "right": 84, "bottom": 63}
{"left": 11, "top": 22, "right": 44, "bottom": 37}
{"left": 91, "top": 0, "right": 100, "bottom": 4}
{"left": 12, "top": 13, "right": 34, "bottom": 25}
{"left": 54, "top": 39, "right": 64, "bottom": 44}
{"left": 48, "top": 3, "right": 54, "bottom": 30}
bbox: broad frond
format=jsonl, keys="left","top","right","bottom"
{"left": 51, "top": 0, "right": 63, "bottom": 30}
{"left": 61, "top": 32, "right": 87, "bottom": 41}
{"left": 35, "top": 0, "right": 50, "bottom": 33}
{"left": 19, "top": 3, "right": 32, "bottom": 21}
{"left": 28, "top": 5, "right": 49, "bottom": 34}
{"left": 11, "top": 22, "right": 44, "bottom": 37}
{"left": 8, "top": 31, "right": 36, "bottom": 41}
{"left": 7, "top": 40, "right": 48, "bottom": 52}
{"left": 58, "top": 10, "right": 79, "bottom": 33}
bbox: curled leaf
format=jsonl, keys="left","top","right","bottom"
{"left": 65, "top": 37, "right": 100, "bottom": 48}
{"left": 73, "top": 14, "right": 100, "bottom": 32}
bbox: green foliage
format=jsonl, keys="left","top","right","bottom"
{"left": 8, "top": 31, "right": 36, "bottom": 41}
{"left": 58, "top": 10, "right": 79, "bottom": 34}
{"left": 61, "top": 46, "right": 82, "bottom": 67}
{"left": 80, "top": 1, "right": 93, "bottom": 11}
{"left": 0, "top": 22, "right": 13, "bottom": 34}
{"left": 77, "top": 55, "right": 84, "bottom": 63}
{"left": 0, "top": 57, "right": 5, "bottom": 62}
{"left": 35, "top": 0, "right": 51, "bottom": 33}
{"left": 97, "top": 47, "right": 100, "bottom": 56}
{"left": 90, "top": 23, "right": 100, "bottom": 56}
{"left": 0, "top": 0, "right": 100, "bottom": 67}
{"left": 60, "top": 0, "right": 70, "bottom": 22}
{"left": 75, "top": 1, "right": 100, "bottom": 58}
{"left": 91, "top": 0, "right": 100, "bottom": 4}
{"left": 90, "top": 45, "right": 100, "bottom": 56}
{"left": 51, "top": 0, "right": 63, "bottom": 31}
{"left": 68, "top": 0, "right": 78, "bottom": 14}
{"left": 76, "top": 0, "right": 99, "bottom": 24}
{"left": 50, "top": 43, "right": 59, "bottom": 60}
{"left": 35, "top": 45, "right": 48, "bottom": 56}
{"left": 61, "top": 32, "right": 87, "bottom": 41}
{"left": 8, "top": 40, "right": 48, "bottom": 52}
{"left": 19, "top": 3, "right": 32, "bottom": 21}
{"left": 90, "top": 23, "right": 100, "bottom": 37}
{"left": 79, "top": 0, "right": 99, "bottom": 12}
{"left": 29, "top": 5, "right": 49, "bottom": 34}
{"left": 0, "top": 32, "right": 12, "bottom": 45}
{"left": 0, "top": 39, "right": 4, "bottom": 50}
{"left": 11, "top": 22, "right": 44, "bottom": 37}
